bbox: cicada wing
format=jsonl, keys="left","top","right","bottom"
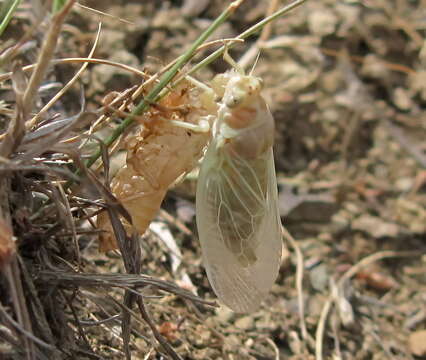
{"left": 196, "top": 146, "right": 282, "bottom": 313}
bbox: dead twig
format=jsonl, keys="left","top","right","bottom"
{"left": 2, "top": 259, "right": 36, "bottom": 359}
{"left": 37, "top": 270, "right": 215, "bottom": 306}
{"left": 0, "top": 57, "right": 149, "bottom": 83}
{"left": 0, "top": 301, "right": 54, "bottom": 350}
{"left": 282, "top": 226, "right": 311, "bottom": 348}
{"left": 136, "top": 296, "right": 183, "bottom": 360}
{"left": 0, "top": 63, "right": 27, "bottom": 157}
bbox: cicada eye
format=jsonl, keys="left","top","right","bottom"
{"left": 226, "top": 95, "right": 242, "bottom": 108}
{"left": 225, "top": 84, "right": 247, "bottom": 108}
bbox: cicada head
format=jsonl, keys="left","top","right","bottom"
{"left": 223, "top": 73, "right": 263, "bottom": 109}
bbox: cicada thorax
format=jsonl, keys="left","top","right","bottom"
{"left": 218, "top": 73, "right": 275, "bottom": 159}
{"left": 213, "top": 73, "right": 276, "bottom": 267}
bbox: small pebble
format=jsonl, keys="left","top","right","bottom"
{"left": 234, "top": 316, "right": 254, "bottom": 330}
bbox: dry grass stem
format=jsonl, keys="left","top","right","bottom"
{"left": 22, "top": 0, "right": 76, "bottom": 118}
{"left": 26, "top": 22, "right": 102, "bottom": 129}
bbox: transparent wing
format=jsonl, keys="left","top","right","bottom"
{"left": 196, "top": 144, "right": 282, "bottom": 313}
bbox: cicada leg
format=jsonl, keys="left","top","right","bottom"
{"left": 222, "top": 44, "right": 245, "bottom": 75}
{"left": 169, "top": 117, "right": 212, "bottom": 133}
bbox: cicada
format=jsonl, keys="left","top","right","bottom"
{"left": 196, "top": 59, "right": 282, "bottom": 313}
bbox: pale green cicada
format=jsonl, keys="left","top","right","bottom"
{"left": 196, "top": 64, "right": 282, "bottom": 313}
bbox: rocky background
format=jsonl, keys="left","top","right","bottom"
{"left": 1, "top": 0, "right": 425, "bottom": 359}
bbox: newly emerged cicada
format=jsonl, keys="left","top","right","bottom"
{"left": 196, "top": 57, "right": 282, "bottom": 313}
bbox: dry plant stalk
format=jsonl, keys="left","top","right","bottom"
{"left": 0, "top": 215, "right": 15, "bottom": 270}
{"left": 22, "top": 0, "right": 76, "bottom": 121}
{"left": 97, "top": 81, "right": 214, "bottom": 251}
